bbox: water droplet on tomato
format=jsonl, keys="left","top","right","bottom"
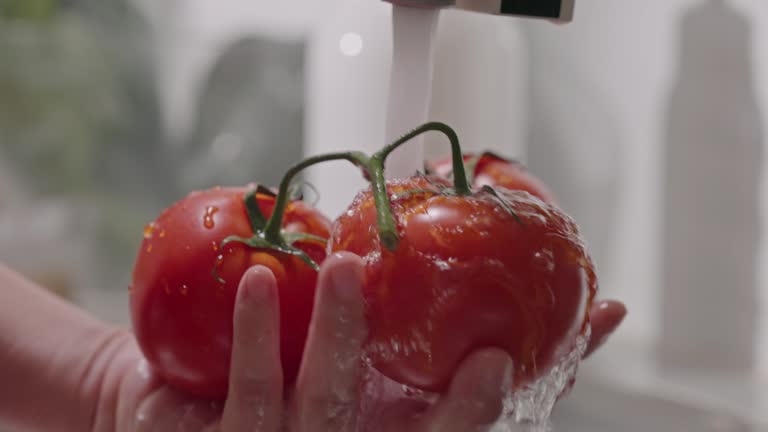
{"left": 145, "top": 244, "right": 153, "bottom": 253}
{"left": 214, "top": 254, "right": 227, "bottom": 285}
{"left": 211, "top": 241, "right": 219, "bottom": 252}
{"left": 163, "top": 281, "right": 171, "bottom": 295}
{"left": 159, "top": 229, "right": 166, "bottom": 238}
{"left": 143, "top": 222, "right": 156, "bottom": 239}
{"left": 180, "top": 284, "right": 189, "bottom": 295}
{"left": 532, "top": 248, "right": 555, "bottom": 273}
{"left": 285, "top": 221, "right": 307, "bottom": 233}
{"left": 203, "top": 206, "right": 219, "bottom": 229}
{"left": 433, "top": 258, "right": 451, "bottom": 271}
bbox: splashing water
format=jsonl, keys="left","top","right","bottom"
{"left": 357, "top": 328, "right": 589, "bottom": 432}
{"left": 492, "top": 327, "right": 590, "bottom": 432}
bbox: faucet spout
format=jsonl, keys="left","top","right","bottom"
{"left": 385, "top": 0, "right": 575, "bottom": 22}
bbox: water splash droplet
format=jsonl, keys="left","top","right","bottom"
{"left": 214, "top": 254, "right": 227, "bottom": 286}
{"left": 159, "top": 229, "right": 166, "bottom": 238}
{"left": 136, "top": 359, "right": 151, "bottom": 380}
{"left": 532, "top": 248, "right": 555, "bottom": 273}
{"left": 211, "top": 241, "right": 219, "bottom": 252}
{"left": 496, "top": 329, "right": 589, "bottom": 431}
{"left": 145, "top": 244, "right": 153, "bottom": 253}
{"left": 401, "top": 384, "right": 421, "bottom": 397}
{"left": 143, "top": 222, "right": 156, "bottom": 239}
{"left": 203, "top": 206, "right": 219, "bottom": 229}
{"left": 180, "top": 284, "right": 189, "bottom": 296}
{"left": 433, "top": 258, "right": 451, "bottom": 271}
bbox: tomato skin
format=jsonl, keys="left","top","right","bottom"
{"left": 329, "top": 177, "right": 595, "bottom": 392}
{"left": 427, "top": 153, "right": 556, "bottom": 204}
{"left": 130, "top": 186, "right": 330, "bottom": 399}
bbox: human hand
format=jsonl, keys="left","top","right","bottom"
{"left": 97, "top": 265, "right": 283, "bottom": 431}
{"left": 101, "top": 253, "right": 514, "bottom": 431}
{"left": 290, "top": 253, "right": 626, "bottom": 432}
{"left": 585, "top": 299, "right": 627, "bottom": 358}
{"left": 99, "top": 252, "right": 624, "bottom": 431}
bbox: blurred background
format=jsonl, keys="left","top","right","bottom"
{"left": 1, "top": 0, "right": 767, "bottom": 430}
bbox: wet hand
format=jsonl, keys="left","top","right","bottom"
{"left": 106, "top": 266, "right": 283, "bottom": 431}
{"left": 290, "top": 253, "right": 515, "bottom": 432}
{"left": 107, "top": 253, "right": 625, "bottom": 431}
{"left": 291, "top": 253, "right": 626, "bottom": 432}
{"left": 585, "top": 299, "right": 627, "bottom": 358}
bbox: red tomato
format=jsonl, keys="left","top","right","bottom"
{"left": 329, "top": 176, "right": 595, "bottom": 392}
{"left": 426, "top": 152, "right": 556, "bottom": 204}
{"left": 130, "top": 186, "right": 330, "bottom": 399}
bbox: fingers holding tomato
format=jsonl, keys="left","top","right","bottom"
{"left": 128, "top": 121, "right": 617, "bottom": 412}
{"left": 130, "top": 186, "right": 330, "bottom": 399}
{"left": 327, "top": 123, "right": 597, "bottom": 393}
{"left": 329, "top": 177, "right": 596, "bottom": 392}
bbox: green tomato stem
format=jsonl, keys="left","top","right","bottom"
{"left": 367, "top": 156, "right": 400, "bottom": 251}
{"left": 374, "top": 122, "right": 470, "bottom": 195}
{"left": 367, "top": 121, "right": 469, "bottom": 252}
{"left": 243, "top": 188, "right": 269, "bottom": 232}
{"left": 263, "top": 151, "right": 371, "bottom": 243}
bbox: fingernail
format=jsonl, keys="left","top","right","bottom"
{"left": 325, "top": 255, "right": 363, "bottom": 303}
{"left": 332, "top": 266, "right": 361, "bottom": 303}
{"left": 331, "top": 252, "right": 349, "bottom": 261}
{"left": 598, "top": 301, "right": 628, "bottom": 332}
{"left": 597, "top": 300, "right": 628, "bottom": 315}
{"left": 242, "top": 267, "right": 272, "bottom": 303}
{"left": 479, "top": 351, "right": 514, "bottom": 394}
